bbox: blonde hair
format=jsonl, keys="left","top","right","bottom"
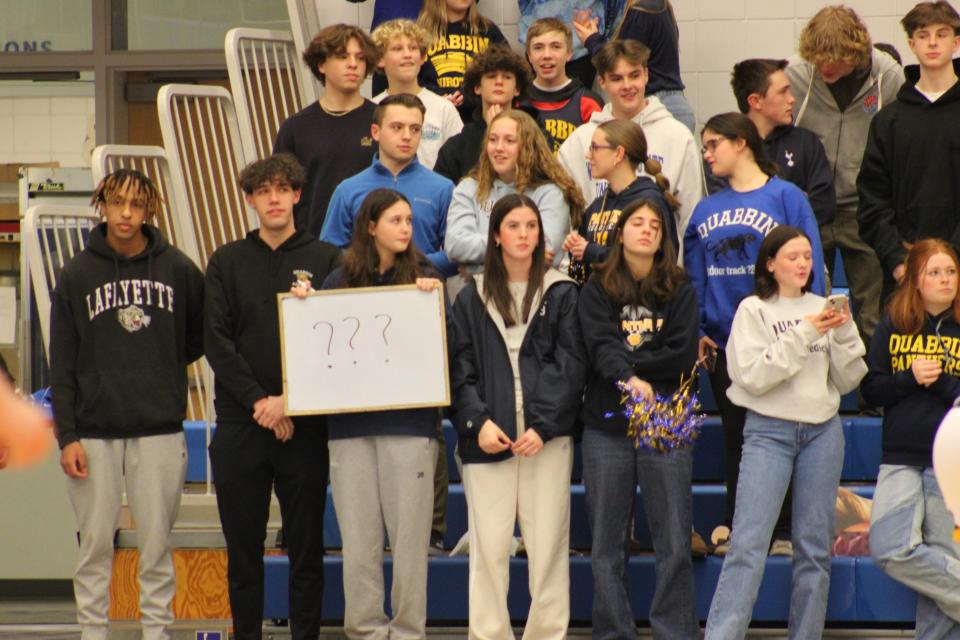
{"left": 472, "top": 109, "right": 585, "bottom": 227}
{"left": 371, "top": 19, "right": 430, "bottom": 57}
{"left": 798, "top": 5, "right": 873, "bottom": 69}
{"left": 417, "top": 0, "right": 488, "bottom": 40}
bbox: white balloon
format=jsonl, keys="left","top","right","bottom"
{"left": 933, "top": 407, "right": 960, "bottom": 527}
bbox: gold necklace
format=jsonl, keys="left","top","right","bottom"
{"left": 319, "top": 98, "right": 361, "bottom": 117}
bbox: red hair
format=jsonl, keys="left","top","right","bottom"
{"left": 888, "top": 238, "right": 960, "bottom": 333}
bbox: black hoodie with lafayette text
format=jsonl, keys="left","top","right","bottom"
{"left": 50, "top": 223, "right": 205, "bottom": 449}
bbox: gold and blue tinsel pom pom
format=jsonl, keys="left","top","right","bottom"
{"left": 604, "top": 372, "right": 705, "bottom": 453}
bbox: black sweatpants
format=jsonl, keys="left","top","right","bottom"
{"left": 210, "top": 419, "right": 328, "bottom": 640}
{"left": 709, "top": 349, "right": 792, "bottom": 541}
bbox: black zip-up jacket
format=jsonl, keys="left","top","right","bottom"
{"left": 450, "top": 271, "right": 588, "bottom": 464}
{"left": 321, "top": 264, "right": 451, "bottom": 441}
{"left": 858, "top": 59, "right": 960, "bottom": 278}
{"left": 862, "top": 312, "right": 960, "bottom": 467}
{"left": 706, "top": 124, "right": 836, "bottom": 227}
{"left": 204, "top": 229, "right": 341, "bottom": 426}
{"left": 578, "top": 274, "right": 698, "bottom": 435}
{"left": 50, "top": 223, "right": 204, "bottom": 448}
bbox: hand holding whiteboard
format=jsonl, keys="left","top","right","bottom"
{"left": 279, "top": 284, "right": 450, "bottom": 414}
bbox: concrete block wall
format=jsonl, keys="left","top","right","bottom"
{"left": 0, "top": 95, "right": 95, "bottom": 166}
{"left": 328, "top": 0, "right": 932, "bottom": 130}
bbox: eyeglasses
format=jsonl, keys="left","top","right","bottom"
{"left": 700, "top": 138, "right": 727, "bottom": 155}
{"left": 588, "top": 143, "right": 616, "bottom": 154}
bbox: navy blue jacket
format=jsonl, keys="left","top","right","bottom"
{"left": 450, "top": 272, "right": 588, "bottom": 463}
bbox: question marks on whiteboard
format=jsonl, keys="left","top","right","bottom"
{"left": 376, "top": 314, "right": 393, "bottom": 363}
{"left": 311, "top": 314, "right": 396, "bottom": 366}
{"left": 312, "top": 321, "right": 335, "bottom": 368}
{"left": 342, "top": 316, "right": 360, "bottom": 364}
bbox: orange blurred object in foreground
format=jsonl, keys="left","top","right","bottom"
{"left": 0, "top": 379, "right": 55, "bottom": 470}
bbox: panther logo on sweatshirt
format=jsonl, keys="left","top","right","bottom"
{"left": 117, "top": 304, "right": 151, "bottom": 333}
{"left": 621, "top": 305, "right": 662, "bottom": 350}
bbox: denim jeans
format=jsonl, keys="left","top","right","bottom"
{"left": 653, "top": 90, "right": 696, "bottom": 133}
{"left": 582, "top": 427, "right": 698, "bottom": 640}
{"left": 705, "top": 411, "right": 843, "bottom": 640}
{"left": 871, "top": 465, "right": 960, "bottom": 640}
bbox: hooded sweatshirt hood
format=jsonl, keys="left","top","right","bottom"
{"left": 899, "top": 58, "right": 960, "bottom": 106}
{"left": 558, "top": 94, "right": 704, "bottom": 254}
{"left": 575, "top": 176, "right": 676, "bottom": 282}
{"left": 786, "top": 49, "right": 905, "bottom": 209}
{"left": 49, "top": 223, "right": 205, "bottom": 448}
{"left": 855, "top": 57, "right": 960, "bottom": 274}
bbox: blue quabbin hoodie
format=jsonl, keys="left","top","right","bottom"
{"left": 321, "top": 156, "right": 458, "bottom": 278}
{"left": 683, "top": 176, "right": 825, "bottom": 349}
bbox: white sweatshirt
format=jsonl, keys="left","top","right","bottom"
{"left": 726, "top": 293, "right": 867, "bottom": 424}
{"left": 557, "top": 95, "right": 705, "bottom": 254}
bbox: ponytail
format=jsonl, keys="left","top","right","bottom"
{"left": 643, "top": 157, "right": 680, "bottom": 213}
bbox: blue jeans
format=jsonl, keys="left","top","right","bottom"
{"left": 582, "top": 427, "right": 698, "bottom": 640}
{"left": 706, "top": 411, "right": 843, "bottom": 640}
{"left": 654, "top": 90, "right": 696, "bottom": 133}
{"left": 871, "top": 465, "right": 960, "bottom": 640}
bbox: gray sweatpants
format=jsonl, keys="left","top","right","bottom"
{"left": 329, "top": 435, "right": 438, "bottom": 640}
{"left": 66, "top": 433, "right": 187, "bottom": 640}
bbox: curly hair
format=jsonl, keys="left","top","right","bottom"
{"left": 461, "top": 44, "right": 532, "bottom": 99}
{"left": 91, "top": 169, "right": 162, "bottom": 222}
{"left": 471, "top": 109, "right": 585, "bottom": 227}
{"left": 798, "top": 6, "right": 872, "bottom": 69}
{"left": 238, "top": 154, "right": 305, "bottom": 194}
{"left": 302, "top": 23, "right": 379, "bottom": 84}
{"left": 371, "top": 18, "right": 430, "bottom": 57}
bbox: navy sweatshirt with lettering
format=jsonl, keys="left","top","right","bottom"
{"left": 50, "top": 223, "right": 205, "bottom": 448}
{"left": 682, "top": 176, "right": 825, "bottom": 349}
{"left": 862, "top": 312, "right": 960, "bottom": 467}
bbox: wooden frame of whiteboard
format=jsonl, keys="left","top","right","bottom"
{"left": 277, "top": 283, "right": 450, "bottom": 415}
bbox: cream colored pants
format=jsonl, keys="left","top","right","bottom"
{"left": 462, "top": 432, "right": 573, "bottom": 640}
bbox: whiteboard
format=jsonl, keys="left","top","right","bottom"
{"left": 279, "top": 284, "right": 450, "bottom": 415}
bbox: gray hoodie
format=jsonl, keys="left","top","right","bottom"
{"left": 786, "top": 50, "right": 904, "bottom": 213}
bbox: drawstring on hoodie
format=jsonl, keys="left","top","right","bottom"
{"left": 795, "top": 63, "right": 885, "bottom": 126}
